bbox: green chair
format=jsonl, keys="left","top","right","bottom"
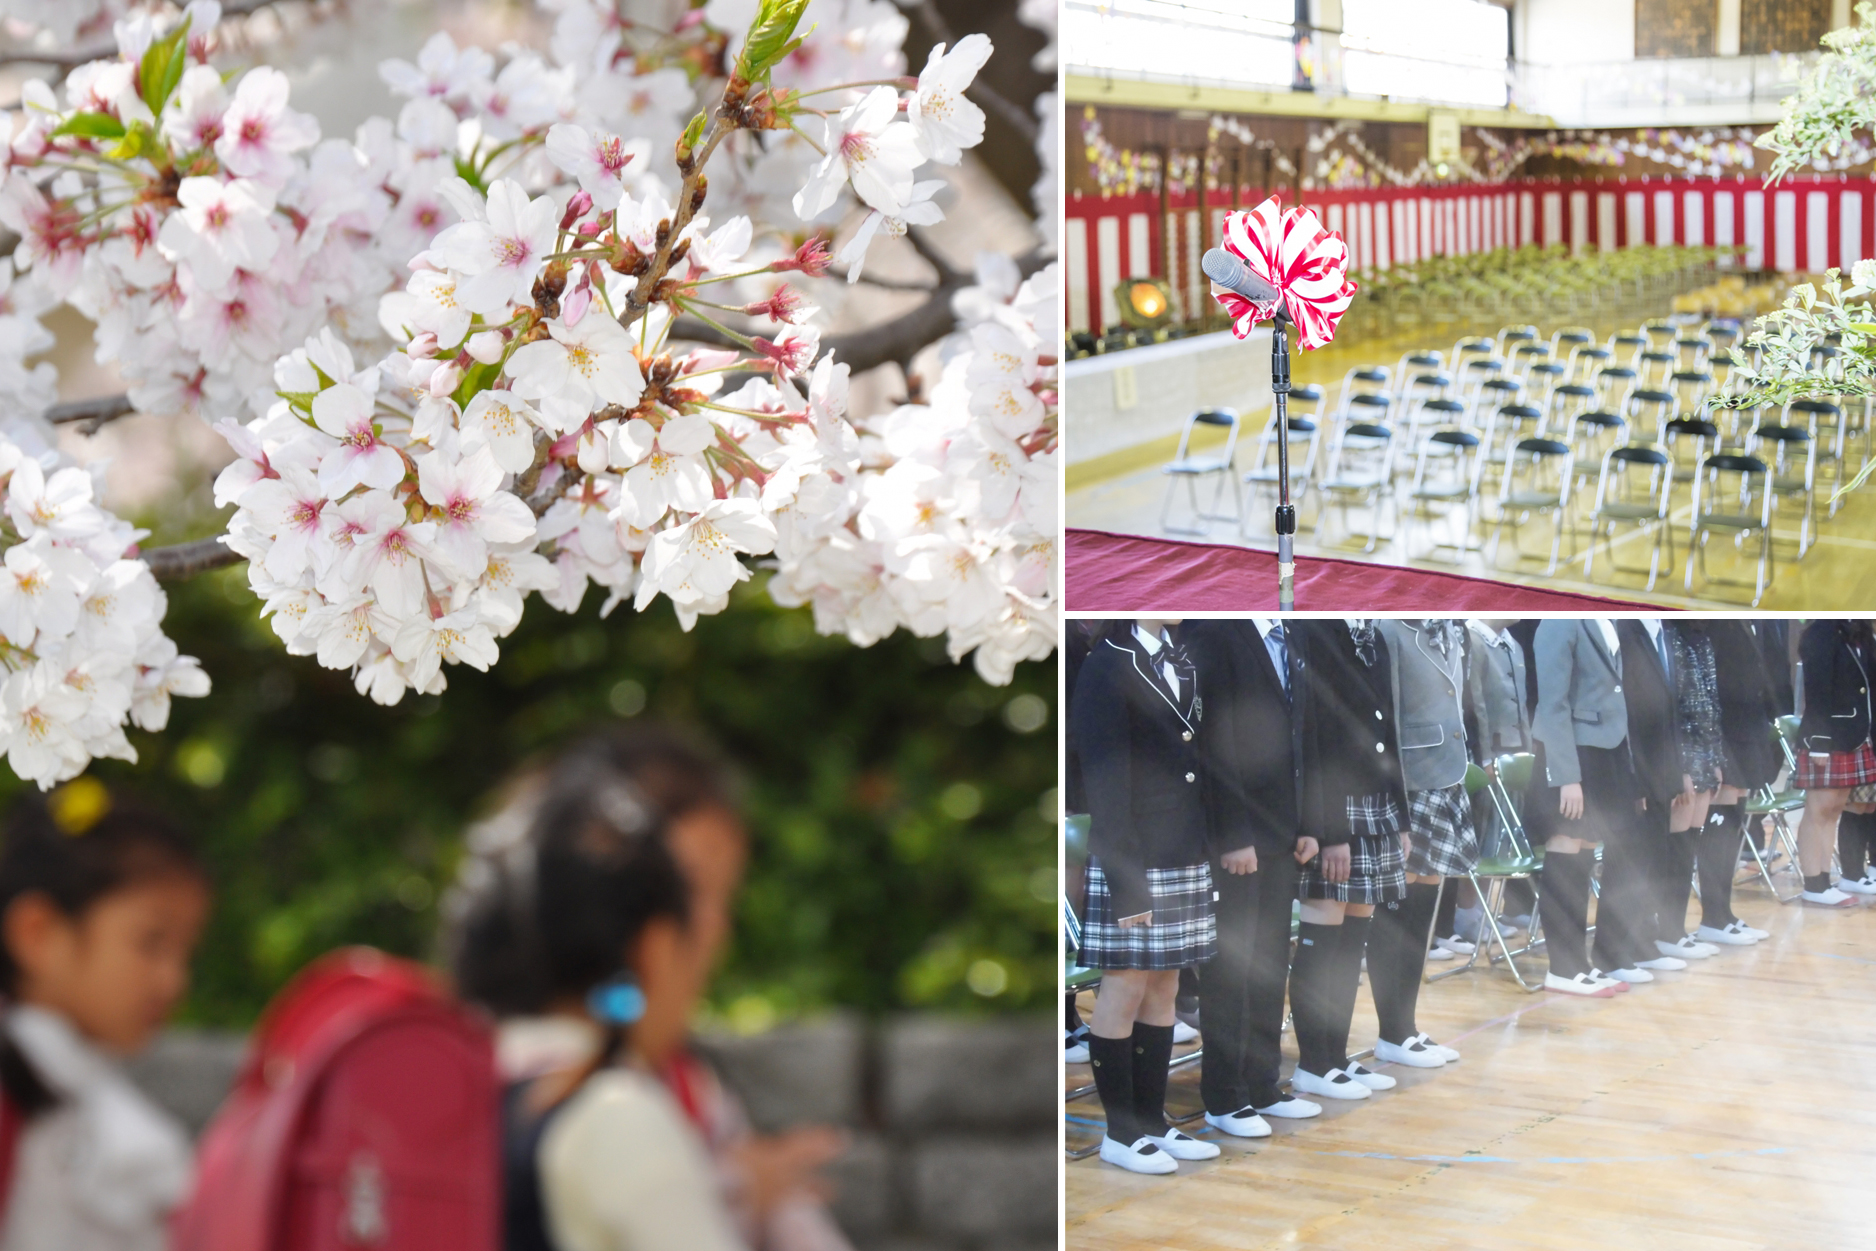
{"left": 1427, "top": 753, "right": 1546, "bottom": 991}
{"left": 1740, "top": 717, "right": 1806, "bottom": 903}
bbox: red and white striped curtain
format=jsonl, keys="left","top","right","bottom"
{"left": 1065, "top": 177, "right": 1876, "bottom": 335}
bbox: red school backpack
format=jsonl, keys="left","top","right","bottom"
{"left": 172, "top": 947, "right": 501, "bottom": 1251}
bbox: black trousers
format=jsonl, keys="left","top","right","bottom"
{"left": 1197, "top": 849, "right": 1300, "bottom": 1114}
{"left": 1636, "top": 824, "right": 1696, "bottom": 945}
{"left": 1592, "top": 800, "right": 1665, "bottom": 973}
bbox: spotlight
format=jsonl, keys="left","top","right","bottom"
{"left": 1114, "top": 277, "right": 1173, "bottom": 332}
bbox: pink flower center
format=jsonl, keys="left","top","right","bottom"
{"left": 497, "top": 236, "right": 532, "bottom": 268}
{"left": 240, "top": 118, "right": 266, "bottom": 144}
{"left": 839, "top": 132, "right": 874, "bottom": 166}
{"left": 597, "top": 136, "right": 631, "bottom": 173}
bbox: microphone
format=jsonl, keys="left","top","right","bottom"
{"left": 1201, "top": 247, "right": 1282, "bottom": 308}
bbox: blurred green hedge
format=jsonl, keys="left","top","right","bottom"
{"left": 27, "top": 566, "right": 1055, "bottom": 1028}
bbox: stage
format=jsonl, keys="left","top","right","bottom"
{"left": 1066, "top": 528, "right": 1651, "bottom": 611}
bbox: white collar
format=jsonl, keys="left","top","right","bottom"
{"left": 1134, "top": 625, "right": 1166, "bottom": 655}
{"left": 1639, "top": 616, "right": 1663, "bottom": 642}
{"left": 1249, "top": 618, "right": 1278, "bottom": 641}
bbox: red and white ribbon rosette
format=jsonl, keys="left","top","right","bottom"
{"left": 1210, "top": 195, "right": 1357, "bottom": 351}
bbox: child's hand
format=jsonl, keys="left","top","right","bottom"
{"left": 730, "top": 1126, "right": 850, "bottom": 1221}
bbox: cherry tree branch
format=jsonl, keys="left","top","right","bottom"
{"left": 672, "top": 246, "right": 1047, "bottom": 376}
{"left": 47, "top": 393, "right": 136, "bottom": 434}
{"left": 139, "top": 537, "right": 242, "bottom": 580}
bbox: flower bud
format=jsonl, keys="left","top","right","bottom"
{"left": 428, "top": 360, "right": 465, "bottom": 397}
{"left": 560, "top": 190, "right": 593, "bottom": 231}
{"left": 407, "top": 331, "right": 439, "bottom": 359}
{"left": 465, "top": 330, "right": 507, "bottom": 365}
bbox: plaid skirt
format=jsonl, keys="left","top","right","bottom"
{"left": 1796, "top": 741, "right": 1876, "bottom": 791}
{"left": 1406, "top": 782, "right": 1480, "bottom": 878}
{"left": 1301, "top": 793, "right": 1409, "bottom": 904}
{"left": 1079, "top": 857, "right": 1217, "bottom": 970}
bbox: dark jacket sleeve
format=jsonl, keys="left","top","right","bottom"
{"left": 1069, "top": 655, "right": 1152, "bottom": 921}
{"left": 1186, "top": 624, "right": 1257, "bottom": 858}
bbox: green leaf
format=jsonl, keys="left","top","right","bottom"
{"left": 275, "top": 389, "right": 319, "bottom": 412}
{"left": 138, "top": 16, "right": 192, "bottom": 117}
{"left": 679, "top": 111, "right": 707, "bottom": 153}
{"left": 451, "top": 360, "right": 500, "bottom": 410}
{"left": 453, "top": 156, "right": 486, "bottom": 194}
{"left": 51, "top": 112, "right": 127, "bottom": 141}
{"left": 737, "top": 0, "right": 811, "bottom": 82}
{"left": 106, "top": 125, "right": 147, "bottom": 161}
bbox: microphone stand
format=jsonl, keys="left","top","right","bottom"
{"left": 1270, "top": 308, "right": 1297, "bottom": 611}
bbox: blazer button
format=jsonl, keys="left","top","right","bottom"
{"left": 1375, "top": 743, "right": 1385, "bottom": 753}
{"left": 1374, "top": 710, "right": 1383, "bottom": 720}
{"left": 1182, "top": 730, "right": 1193, "bottom": 741}
{"left": 1614, "top": 684, "right": 1622, "bottom": 693}
{"left": 1185, "top": 772, "right": 1196, "bottom": 783}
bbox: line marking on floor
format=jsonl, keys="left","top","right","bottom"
{"left": 1311, "top": 1146, "right": 1791, "bottom": 1165}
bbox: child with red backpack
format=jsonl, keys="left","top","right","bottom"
{"left": 0, "top": 779, "right": 210, "bottom": 1251}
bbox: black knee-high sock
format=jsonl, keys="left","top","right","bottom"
{"left": 1370, "top": 883, "right": 1439, "bottom": 1044}
{"left": 1326, "top": 914, "right": 1373, "bottom": 1070}
{"left": 1088, "top": 1033, "right": 1137, "bottom": 1144}
{"left": 1131, "top": 1022, "right": 1176, "bottom": 1137}
{"left": 1289, "top": 921, "right": 1343, "bottom": 1077}
{"left": 1697, "top": 802, "right": 1742, "bottom": 929}
{"left": 1839, "top": 809, "right": 1876, "bottom": 881}
{"left": 1539, "top": 850, "right": 1593, "bottom": 978}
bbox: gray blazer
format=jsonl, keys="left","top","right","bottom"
{"left": 1377, "top": 620, "right": 1470, "bottom": 791}
{"left": 1533, "top": 618, "right": 1629, "bottom": 786}
{"left": 1466, "top": 622, "right": 1530, "bottom": 757}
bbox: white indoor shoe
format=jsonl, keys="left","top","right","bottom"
{"left": 1147, "top": 1127, "right": 1221, "bottom": 1160}
{"left": 1695, "top": 923, "right": 1757, "bottom": 946}
{"left": 1588, "top": 968, "right": 1631, "bottom": 992}
{"left": 1425, "top": 944, "right": 1457, "bottom": 961}
{"left": 1635, "top": 954, "right": 1687, "bottom": 971}
{"left": 1344, "top": 1062, "right": 1397, "bottom": 1091}
{"left": 1290, "top": 1067, "right": 1373, "bottom": 1100}
{"left": 1802, "top": 886, "right": 1858, "bottom": 907}
{"left": 1434, "top": 934, "right": 1477, "bottom": 956}
{"left": 1373, "top": 1036, "right": 1446, "bottom": 1068}
{"left": 1172, "top": 1021, "right": 1200, "bottom": 1044}
{"left": 1838, "top": 875, "right": 1876, "bottom": 896}
{"left": 1602, "top": 965, "right": 1654, "bottom": 984}
{"left": 1415, "top": 1033, "right": 1460, "bottom": 1063}
{"left": 1100, "top": 1135, "right": 1178, "bottom": 1174}
{"left": 1065, "top": 1027, "right": 1090, "bottom": 1064}
{"left": 1658, "top": 937, "right": 1714, "bottom": 960}
{"left": 1736, "top": 921, "right": 1770, "bottom": 940}
{"left": 1544, "top": 971, "right": 1619, "bottom": 997}
{"left": 1256, "top": 1094, "right": 1322, "bottom": 1119}
{"left": 1204, "top": 1107, "right": 1273, "bottom": 1138}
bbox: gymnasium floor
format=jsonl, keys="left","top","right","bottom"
{"left": 1064, "top": 872, "right": 1876, "bottom": 1249}
{"left": 1064, "top": 304, "right": 1876, "bottom": 610}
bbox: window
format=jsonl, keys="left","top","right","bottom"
{"left": 1340, "top": 0, "right": 1510, "bottom": 108}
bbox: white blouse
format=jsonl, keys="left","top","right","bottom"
{"left": 0, "top": 1007, "right": 192, "bottom": 1251}
{"left": 540, "top": 1065, "right": 749, "bottom": 1251}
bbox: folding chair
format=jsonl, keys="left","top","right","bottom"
{"left": 1427, "top": 755, "right": 1546, "bottom": 991}
{"left": 1684, "top": 451, "right": 1775, "bottom": 606}
{"left": 1582, "top": 443, "right": 1675, "bottom": 590}
{"left": 1159, "top": 408, "right": 1242, "bottom": 535}
{"left": 1488, "top": 436, "right": 1575, "bottom": 575}
{"left": 1403, "top": 427, "right": 1483, "bottom": 560}
{"left": 1738, "top": 717, "right": 1808, "bottom": 904}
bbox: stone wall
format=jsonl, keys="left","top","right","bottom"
{"left": 125, "top": 1014, "right": 1056, "bottom": 1251}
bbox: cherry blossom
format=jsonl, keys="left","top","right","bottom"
{"left": 909, "top": 36, "right": 992, "bottom": 165}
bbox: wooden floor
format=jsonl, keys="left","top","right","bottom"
{"left": 1065, "top": 873, "right": 1876, "bottom": 1249}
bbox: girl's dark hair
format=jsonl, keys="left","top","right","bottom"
{"left": 0, "top": 782, "right": 202, "bottom": 1116}
{"left": 447, "top": 724, "right": 736, "bottom": 1019}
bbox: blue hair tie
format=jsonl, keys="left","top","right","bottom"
{"left": 587, "top": 975, "right": 646, "bottom": 1026}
